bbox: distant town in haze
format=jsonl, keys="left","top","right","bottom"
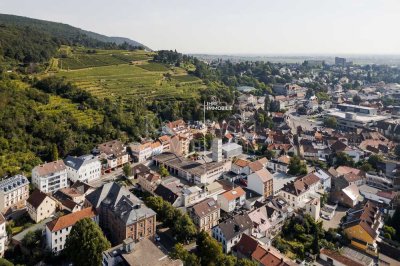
{"left": 0, "top": 1, "right": 400, "bottom": 266}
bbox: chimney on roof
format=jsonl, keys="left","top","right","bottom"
{"left": 234, "top": 224, "right": 240, "bottom": 232}
{"left": 123, "top": 238, "right": 135, "bottom": 253}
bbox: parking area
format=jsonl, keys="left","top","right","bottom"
{"left": 272, "top": 172, "right": 297, "bottom": 195}
{"left": 322, "top": 206, "right": 348, "bottom": 231}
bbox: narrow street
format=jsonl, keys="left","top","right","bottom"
{"left": 88, "top": 167, "right": 124, "bottom": 187}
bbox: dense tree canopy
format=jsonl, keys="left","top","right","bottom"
{"left": 64, "top": 218, "right": 111, "bottom": 266}
{"left": 288, "top": 156, "right": 307, "bottom": 175}
{"left": 323, "top": 117, "right": 337, "bottom": 129}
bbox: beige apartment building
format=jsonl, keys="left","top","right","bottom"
{"left": 189, "top": 198, "right": 220, "bottom": 233}
{"left": 0, "top": 175, "right": 29, "bottom": 214}
{"left": 27, "top": 189, "right": 57, "bottom": 223}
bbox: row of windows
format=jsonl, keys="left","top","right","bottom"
{"left": 54, "top": 227, "right": 70, "bottom": 235}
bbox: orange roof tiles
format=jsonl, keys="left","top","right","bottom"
{"left": 320, "top": 248, "right": 364, "bottom": 266}
{"left": 158, "top": 135, "right": 171, "bottom": 143}
{"left": 46, "top": 207, "right": 96, "bottom": 232}
{"left": 336, "top": 166, "right": 362, "bottom": 176}
{"left": 234, "top": 159, "right": 251, "bottom": 168}
{"left": 221, "top": 187, "right": 245, "bottom": 201}
{"left": 34, "top": 160, "right": 66, "bottom": 176}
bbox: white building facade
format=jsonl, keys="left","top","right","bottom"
{"left": 32, "top": 160, "right": 68, "bottom": 193}
{"left": 0, "top": 214, "right": 6, "bottom": 257}
{"left": 0, "top": 175, "right": 29, "bottom": 213}
{"left": 64, "top": 155, "right": 101, "bottom": 183}
{"left": 45, "top": 208, "right": 98, "bottom": 253}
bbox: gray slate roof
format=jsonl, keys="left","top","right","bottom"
{"left": 64, "top": 155, "right": 98, "bottom": 171}
{"left": 217, "top": 213, "right": 252, "bottom": 240}
{"left": 86, "top": 182, "right": 156, "bottom": 226}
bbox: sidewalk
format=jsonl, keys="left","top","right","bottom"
{"left": 11, "top": 217, "right": 53, "bottom": 245}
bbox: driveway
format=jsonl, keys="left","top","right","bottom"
{"left": 12, "top": 216, "right": 53, "bottom": 244}
{"left": 322, "top": 206, "right": 348, "bottom": 231}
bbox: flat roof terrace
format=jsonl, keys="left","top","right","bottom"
{"left": 327, "top": 110, "right": 389, "bottom": 122}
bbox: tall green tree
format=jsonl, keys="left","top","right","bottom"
{"left": 123, "top": 163, "right": 131, "bottom": 177}
{"left": 367, "top": 154, "right": 384, "bottom": 169}
{"left": 323, "top": 117, "right": 337, "bottom": 129}
{"left": 51, "top": 143, "right": 59, "bottom": 161}
{"left": 312, "top": 223, "right": 320, "bottom": 255}
{"left": 170, "top": 243, "right": 200, "bottom": 266}
{"left": 335, "top": 152, "right": 355, "bottom": 167}
{"left": 159, "top": 165, "right": 169, "bottom": 177}
{"left": 264, "top": 96, "right": 270, "bottom": 111}
{"left": 196, "top": 231, "right": 224, "bottom": 265}
{"left": 0, "top": 258, "right": 13, "bottom": 266}
{"left": 288, "top": 156, "right": 307, "bottom": 175}
{"left": 64, "top": 218, "right": 111, "bottom": 266}
{"left": 353, "top": 95, "right": 362, "bottom": 105}
{"left": 22, "top": 229, "right": 42, "bottom": 249}
{"left": 269, "top": 100, "right": 280, "bottom": 112}
{"left": 387, "top": 207, "right": 400, "bottom": 241}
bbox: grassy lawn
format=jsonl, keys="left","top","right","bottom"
{"left": 11, "top": 226, "right": 24, "bottom": 235}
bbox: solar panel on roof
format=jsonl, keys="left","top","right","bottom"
{"left": 208, "top": 201, "right": 215, "bottom": 207}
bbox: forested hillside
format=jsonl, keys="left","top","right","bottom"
{"left": 0, "top": 76, "right": 123, "bottom": 177}
{"left": 0, "top": 14, "right": 147, "bottom": 50}
{"left": 0, "top": 15, "right": 236, "bottom": 178}
{"left": 0, "top": 24, "right": 59, "bottom": 63}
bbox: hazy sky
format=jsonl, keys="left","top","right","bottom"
{"left": 1, "top": 0, "right": 400, "bottom": 54}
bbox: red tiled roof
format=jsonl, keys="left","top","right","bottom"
{"left": 234, "top": 159, "right": 250, "bottom": 168}
{"left": 34, "top": 160, "right": 66, "bottom": 176}
{"left": 233, "top": 234, "right": 259, "bottom": 258}
{"left": 320, "top": 248, "right": 364, "bottom": 266}
{"left": 46, "top": 207, "right": 96, "bottom": 232}
{"left": 336, "top": 166, "right": 362, "bottom": 177}
{"left": 221, "top": 187, "right": 245, "bottom": 201}
{"left": 225, "top": 133, "right": 233, "bottom": 139}
{"left": 376, "top": 190, "right": 397, "bottom": 200}
{"left": 249, "top": 161, "right": 264, "bottom": 172}
{"left": 158, "top": 135, "right": 171, "bottom": 143}
{"left": 252, "top": 246, "right": 292, "bottom": 266}
{"left": 283, "top": 173, "right": 320, "bottom": 196}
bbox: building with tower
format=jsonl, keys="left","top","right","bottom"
{"left": 212, "top": 138, "right": 222, "bottom": 162}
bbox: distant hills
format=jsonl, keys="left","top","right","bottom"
{"left": 0, "top": 13, "right": 150, "bottom": 52}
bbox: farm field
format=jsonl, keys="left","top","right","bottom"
{"left": 57, "top": 47, "right": 154, "bottom": 70}
{"left": 53, "top": 62, "right": 205, "bottom": 101}
{"left": 35, "top": 95, "right": 103, "bottom": 128}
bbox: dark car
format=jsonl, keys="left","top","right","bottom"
{"left": 239, "top": 177, "right": 248, "bottom": 187}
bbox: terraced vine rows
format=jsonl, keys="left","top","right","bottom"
{"left": 35, "top": 96, "right": 103, "bottom": 128}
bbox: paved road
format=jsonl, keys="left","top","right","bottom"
{"left": 157, "top": 227, "right": 176, "bottom": 252}
{"left": 287, "top": 110, "right": 324, "bottom": 134}
{"left": 12, "top": 216, "right": 53, "bottom": 243}
{"left": 89, "top": 167, "right": 124, "bottom": 187}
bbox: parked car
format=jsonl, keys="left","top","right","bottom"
{"left": 239, "top": 178, "right": 248, "bottom": 187}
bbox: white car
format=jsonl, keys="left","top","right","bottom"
{"left": 321, "top": 214, "right": 331, "bottom": 220}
